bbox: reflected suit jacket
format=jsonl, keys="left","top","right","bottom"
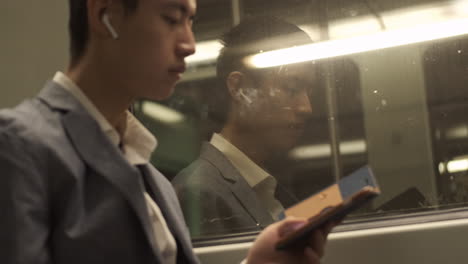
{"left": 0, "top": 81, "right": 199, "bottom": 264}
{"left": 172, "top": 142, "right": 279, "bottom": 237}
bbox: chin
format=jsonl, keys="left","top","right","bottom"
{"left": 271, "top": 136, "right": 299, "bottom": 152}
{"left": 145, "top": 84, "right": 176, "bottom": 101}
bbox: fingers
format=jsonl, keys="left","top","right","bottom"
{"left": 307, "top": 221, "right": 339, "bottom": 259}
{"left": 277, "top": 217, "right": 307, "bottom": 238}
{"left": 275, "top": 217, "right": 335, "bottom": 263}
{"left": 304, "top": 246, "right": 321, "bottom": 264}
{"left": 322, "top": 221, "right": 336, "bottom": 237}
{"left": 308, "top": 230, "right": 326, "bottom": 258}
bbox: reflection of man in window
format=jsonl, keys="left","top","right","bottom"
{"left": 173, "top": 16, "right": 315, "bottom": 237}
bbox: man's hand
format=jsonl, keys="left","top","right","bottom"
{"left": 245, "top": 217, "right": 335, "bottom": 264}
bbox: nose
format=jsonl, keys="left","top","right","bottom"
{"left": 176, "top": 25, "right": 196, "bottom": 58}
{"left": 296, "top": 91, "right": 313, "bottom": 118}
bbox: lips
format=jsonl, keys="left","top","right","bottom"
{"left": 169, "top": 64, "right": 186, "bottom": 74}
{"left": 289, "top": 123, "right": 308, "bottom": 136}
{"left": 288, "top": 122, "right": 306, "bottom": 130}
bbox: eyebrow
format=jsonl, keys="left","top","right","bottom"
{"left": 162, "top": 1, "right": 196, "bottom": 18}
{"left": 283, "top": 75, "right": 316, "bottom": 88}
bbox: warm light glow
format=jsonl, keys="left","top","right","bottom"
{"left": 290, "top": 140, "right": 367, "bottom": 160}
{"left": 330, "top": 1, "right": 468, "bottom": 39}
{"left": 439, "top": 162, "right": 446, "bottom": 174}
{"left": 247, "top": 17, "right": 468, "bottom": 68}
{"left": 186, "top": 40, "right": 223, "bottom": 65}
{"left": 142, "top": 101, "right": 185, "bottom": 124}
{"left": 446, "top": 125, "right": 468, "bottom": 139}
{"left": 187, "top": 1, "right": 468, "bottom": 69}
{"left": 447, "top": 158, "right": 468, "bottom": 173}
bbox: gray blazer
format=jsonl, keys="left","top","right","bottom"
{"left": 172, "top": 143, "right": 277, "bottom": 237}
{"left": 0, "top": 81, "right": 199, "bottom": 264}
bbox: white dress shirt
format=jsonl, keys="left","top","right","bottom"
{"left": 210, "top": 133, "right": 284, "bottom": 220}
{"left": 53, "top": 72, "right": 178, "bottom": 264}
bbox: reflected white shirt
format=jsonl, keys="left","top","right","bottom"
{"left": 210, "top": 133, "right": 284, "bottom": 219}
{"left": 53, "top": 72, "right": 177, "bottom": 264}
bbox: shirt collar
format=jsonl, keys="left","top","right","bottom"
{"left": 210, "top": 133, "right": 270, "bottom": 187}
{"left": 121, "top": 111, "right": 158, "bottom": 164}
{"left": 52, "top": 71, "right": 157, "bottom": 164}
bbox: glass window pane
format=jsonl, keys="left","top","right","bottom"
{"left": 134, "top": 0, "right": 468, "bottom": 240}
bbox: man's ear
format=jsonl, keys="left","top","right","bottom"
{"left": 87, "top": 0, "right": 124, "bottom": 40}
{"left": 227, "top": 71, "right": 253, "bottom": 104}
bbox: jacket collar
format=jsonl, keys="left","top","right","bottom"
{"left": 38, "top": 80, "right": 82, "bottom": 112}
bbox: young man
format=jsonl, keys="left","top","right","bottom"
{"left": 173, "top": 16, "right": 316, "bottom": 237}
{"left": 0, "top": 0, "right": 332, "bottom": 263}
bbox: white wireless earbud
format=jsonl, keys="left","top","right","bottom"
{"left": 102, "top": 13, "right": 119, "bottom": 39}
{"left": 239, "top": 89, "right": 253, "bottom": 105}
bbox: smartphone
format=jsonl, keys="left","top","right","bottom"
{"left": 276, "top": 165, "right": 380, "bottom": 250}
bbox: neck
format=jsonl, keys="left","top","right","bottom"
{"left": 220, "top": 119, "right": 269, "bottom": 168}
{"left": 66, "top": 53, "right": 134, "bottom": 129}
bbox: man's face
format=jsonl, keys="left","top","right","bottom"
{"left": 114, "top": 0, "right": 196, "bottom": 100}
{"left": 239, "top": 64, "right": 314, "bottom": 152}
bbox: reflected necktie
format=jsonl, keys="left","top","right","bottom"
{"left": 274, "top": 181, "right": 298, "bottom": 209}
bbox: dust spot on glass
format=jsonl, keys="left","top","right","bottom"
{"left": 348, "top": 9, "right": 358, "bottom": 17}
{"left": 206, "top": 215, "right": 240, "bottom": 223}
{"left": 269, "top": 88, "right": 279, "bottom": 97}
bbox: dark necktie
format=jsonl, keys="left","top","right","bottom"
{"left": 274, "top": 182, "right": 298, "bottom": 209}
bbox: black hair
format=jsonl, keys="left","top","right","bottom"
{"left": 207, "top": 16, "right": 313, "bottom": 130}
{"left": 68, "top": 0, "right": 138, "bottom": 66}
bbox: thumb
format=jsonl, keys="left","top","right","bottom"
{"left": 277, "top": 217, "right": 308, "bottom": 238}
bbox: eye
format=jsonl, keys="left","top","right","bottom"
{"left": 287, "top": 86, "right": 303, "bottom": 96}
{"left": 283, "top": 79, "right": 303, "bottom": 96}
{"left": 188, "top": 17, "right": 194, "bottom": 28}
{"left": 163, "top": 15, "right": 180, "bottom": 25}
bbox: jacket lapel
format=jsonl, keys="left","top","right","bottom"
{"left": 139, "top": 165, "right": 198, "bottom": 264}
{"left": 38, "top": 82, "right": 163, "bottom": 260}
{"left": 200, "top": 143, "right": 274, "bottom": 227}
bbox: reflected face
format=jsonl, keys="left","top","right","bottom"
{"left": 240, "top": 64, "right": 314, "bottom": 151}
{"left": 116, "top": 0, "right": 196, "bottom": 100}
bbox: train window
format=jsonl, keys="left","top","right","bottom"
{"left": 3, "top": 0, "right": 468, "bottom": 248}
{"left": 132, "top": 0, "right": 468, "bottom": 243}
